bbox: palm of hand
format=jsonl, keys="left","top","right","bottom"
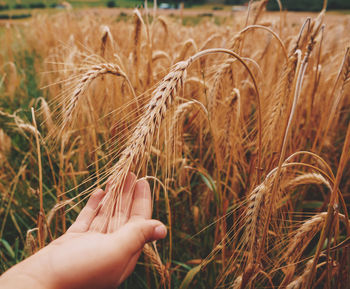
{"left": 6, "top": 173, "right": 166, "bottom": 289}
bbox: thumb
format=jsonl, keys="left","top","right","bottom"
{"left": 112, "top": 218, "right": 167, "bottom": 256}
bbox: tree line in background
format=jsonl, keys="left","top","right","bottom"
{"left": 1, "top": 0, "right": 349, "bottom": 11}
{"left": 266, "top": 0, "right": 350, "bottom": 11}
{"left": 185, "top": 0, "right": 350, "bottom": 10}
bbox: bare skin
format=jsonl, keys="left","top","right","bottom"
{"left": 0, "top": 173, "right": 167, "bottom": 289}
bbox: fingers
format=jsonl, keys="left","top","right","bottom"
{"left": 111, "top": 219, "right": 167, "bottom": 257}
{"left": 67, "top": 188, "right": 106, "bottom": 233}
{"left": 129, "top": 179, "right": 152, "bottom": 221}
{"left": 87, "top": 174, "right": 152, "bottom": 234}
{"left": 115, "top": 172, "right": 137, "bottom": 219}
{"left": 88, "top": 180, "right": 115, "bottom": 233}
{"left": 90, "top": 173, "right": 137, "bottom": 233}
{"left": 107, "top": 173, "right": 137, "bottom": 232}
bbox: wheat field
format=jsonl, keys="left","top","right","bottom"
{"left": 0, "top": 1, "right": 350, "bottom": 288}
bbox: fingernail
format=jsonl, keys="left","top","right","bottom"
{"left": 154, "top": 225, "right": 167, "bottom": 239}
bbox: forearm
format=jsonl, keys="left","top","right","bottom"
{"left": 0, "top": 252, "right": 55, "bottom": 289}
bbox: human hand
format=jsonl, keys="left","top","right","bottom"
{"left": 0, "top": 173, "right": 167, "bottom": 289}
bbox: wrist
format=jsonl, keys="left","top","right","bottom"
{"left": 1, "top": 267, "right": 48, "bottom": 289}
{"left": 0, "top": 252, "right": 55, "bottom": 289}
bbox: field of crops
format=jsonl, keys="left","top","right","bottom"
{"left": 0, "top": 0, "right": 142, "bottom": 8}
{"left": 0, "top": 0, "right": 350, "bottom": 288}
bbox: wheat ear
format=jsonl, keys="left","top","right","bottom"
{"left": 143, "top": 243, "right": 169, "bottom": 287}
{"left": 100, "top": 25, "right": 115, "bottom": 60}
{"left": 231, "top": 275, "right": 242, "bottom": 289}
{"left": 286, "top": 255, "right": 332, "bottom": 289}
{"left": 90, "top": 52, "right": 262, "bottom": 286}
{"left": 133, "top": 9, "right": 144, "bottom": 90}
{"left": 244, "top": 180, "right": 271, "bottom": 262}
{"left": 37, "top": 97, "right": 55, "bottom": 132}
{"left": 154, "top": 16, "right": 168, "bottom": 47}
{"left": 282, "top": 173, "right": 332, "bottom": 191}
{"left": 175, "top": 39, "right": 198, "bottom": 62}
{"left": 101, "top": 60, "right": 189, "bottom": 220}
{"left": 255, "top": 11, "right": 324, "bottom": 277}
{"left": 223, "top": 88, "right": 240, "bottom": 157}
{"left": 284, "top": 213, "right": 327, "bottom": 264}
{"left": 152, "top": 50, "right": 172, "bottom": 64}
{"left": 101, "top": 48, "right": 261, "bottom": 217}
{"left": 63, "top": 63, "right": 134, "bottom": 131}
{"left": 251, "top": 0, "right": 269, "bottom": 24}
{"left": 208, "top": 58, "right": 235, "bottom": 118}
{"left": 283, "top": 212, "right": 347, "bottom": 264}
{"left": 286, "top": 258, "right": 314, "bottom": 289}
{"left": 262, "top": 52, "right": 298, "bottom": 153}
